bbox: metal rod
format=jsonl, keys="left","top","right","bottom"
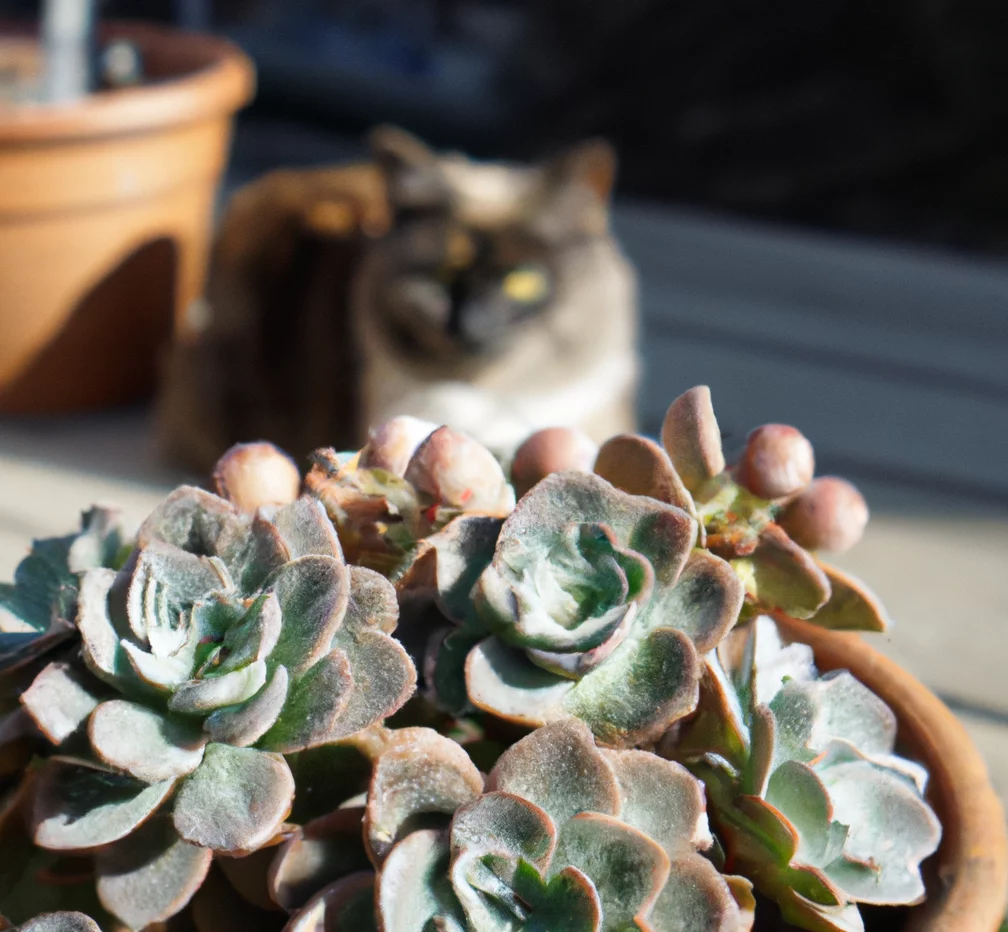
{"left": 41, "top": 0, "right": 95, "bottom": 102}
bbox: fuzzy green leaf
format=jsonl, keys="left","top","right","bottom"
{"left": 551, "top": 813, "right": 669, "bottom": 930}
{"left": 270, "top": 497, "right": 343, "bottom": 560}
{"left": 636, "top": 550, "right": 743, "bottom": 653}
{"left": 33, "top": 760, "right": 174, "bottom": 851}
{"left": 367, "top": 729, "right": 483, "bottom": 865}
{"left": 732, "top": 526, "right": 830, "bottom": 619}
{"left": 127, "top": 542, "right": 232, "bottom": 646}
{"left": 267, "top": 556, "right": 350, "bottom": 675}
{"left": 20, "top": 662, "right": 101, "bottom": 745}
{"left": 810, "top": 563, "right": 889, "bottom": 633}
{"left": 396, "top": 515, "right": 503, "bottom": 623}
{"left": 203, "top": 664, "right": 290, "bottom": 747}
{"left": 346, "top": 566, "right": 400, "bottom": 633}
{"left": 747, "top": 616, "right": 817, "bottom": 707}
{"left": 602, "top": 749, "right": 711, "bottom": 857}
{"left": 428, "top": 627, "right": 480, "bottom": 717}
{"left": 646, "top": 855, "right": 745, "bottom": 932}
{"left": 451, "top": 793, "right": 557, "bottom": 872}
{"left": 807, "top": 672, "right": 897, "bottom": 757}
{"left": 376, "top": 829, "right": 466, "bottom": 932}
{"left": 172, "top": 743, "right": 294, "bottom": 853}
{"left": 214, "top": 592, "right": 282, "bottom": 675}
{"left": 563, "top": 628, "right": 702, "bottom": 747}
{"left": 765, "top": 762, "right": 847, "bottom": 868}
{"left": 257, "top": 650, "right": 353, "bottom": 753}
{"left": 488, "top": 721, "right": 619, "bottom": 827}
{"left": 121, "top": 638, "right": 193, "bottom": 691}
{"left": 89, "top": 700, "right": 206, "bottom": 782}
{"left": 817, "top": 753, "right": 941, "bottom": 905}
{"left": 0, "top": 506, "right": 122, "bottom": 635}
{"left": 168, "top": 659, "right": 268, "bottom": 715}
{"left": 137, "top": 486, "right": 240, "bottom": 555}
{"left": 95, "top": 817, "right": 212, "bottom": 929}
{"left": 19, "top": 914, "right": 102, "bottom": 932}
{"left": 512, "top": 861, "right": 602, "bottom": 932}
{"left": 465, "top": 636, "right": 575, "bottom": 728}
{"left": 324, "top": 621, "right": 417, "bottom": 742}
{"left": 77, "top": 569, "right": 129, "bottom": 686}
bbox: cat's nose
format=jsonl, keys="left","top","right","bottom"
{"left": 454, "top": 298, "right": 509, "bottom": 352}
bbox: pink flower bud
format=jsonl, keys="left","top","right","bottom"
{"left": 361, "top": 416, "right": 439, "bottom": 477}
{"left": 511, "top": 427, "right": 599, "bottom": 498}
{"left": 213, "top": 442, "right": 300, "bottom": 513}
{"left": 778, "top": 476, "right": 869, "bottom": 553}
{"left": 736, "top": 424, "right": 815, "bottom": 500}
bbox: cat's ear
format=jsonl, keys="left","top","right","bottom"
{"left": 546, "top": 139, "right": 617, "bottom": 204}
{"left": 370, "top": 125, "right": 436, "bottom": 174}
{"left": 369, "top": 125, "right": 447, "bottom": 210}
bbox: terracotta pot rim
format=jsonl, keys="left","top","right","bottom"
{"left": 0, "top": 21, "right": 255, "bottom": 144}
{"left": 774, "top": 613, "right": 1008, "bottom": 932}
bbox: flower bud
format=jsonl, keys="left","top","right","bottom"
{"left": 778, "top": 476, "right": 869, "bottom": 553}
{"left": 405, "top": 426, "right": 513, "bottom": 514}
{"left": 361, "top": 416, "right": 439, "bottom": 477}
{"left": 736, "top": 424, "right": 814, "bottom": 500}
{"left": 510, "top": 427, "right": 598, "bottom": 498}
{"left": 212, "top": 442, "right": 300, "bottom": 513}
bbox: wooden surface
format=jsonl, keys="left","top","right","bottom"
{"left": 1, "top": 200, "right": 1006, "bottom": 815}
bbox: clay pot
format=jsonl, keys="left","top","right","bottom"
{"left": 0, "top": 23, "right": 254, "bottom": 413}
{"left": 775, "top": 614, "right": 1008, "bottom": 932}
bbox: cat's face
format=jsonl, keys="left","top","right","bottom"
{"left": 367, "top": 127, "right": 616, "bottom": 361}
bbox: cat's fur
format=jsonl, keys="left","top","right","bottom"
{"left": 157, "top": 128, "right": 638, "bottom": 470}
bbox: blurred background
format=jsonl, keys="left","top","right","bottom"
{"left": 0, "top": 0, "right": 1006, "bottom": 805}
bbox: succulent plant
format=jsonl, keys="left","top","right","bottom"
{"left": 0, "top": 508, "right": 125, "bottom": 781}
{"left": 671, "top": 616, "right": 941, "bottom": 932}
{"left": 306, "top": 417, "right": 515, "bottom": 575}
{"left": 362, "top": 720, "right": 754, "bottom": 931}
{"left": 14, "top": 485, "right": 416, "bottom": 930}
{"left": 0, "top": 390, "right": 953, "bottom": 932}
{"left": 591, "top": 387, "right": 885, "bottom": 633}
{"left": 419, "top": 469, "right": 745, "bottom": 746}
{"left": 275, "top": 724, "right": 757, "bottom": 931}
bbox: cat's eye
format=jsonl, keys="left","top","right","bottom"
{"left": 502, "top": 266, "right": 550, "bottom": 303}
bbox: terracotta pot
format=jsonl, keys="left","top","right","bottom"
{"left": 775, "top": 614, "right": 1008, "bottom": 932}
{"left": 0, "top": 23, "right": 254, "bottom": 413}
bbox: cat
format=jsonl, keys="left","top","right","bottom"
{"left": 157, "top": 126, "right": 638, "bottom": 470}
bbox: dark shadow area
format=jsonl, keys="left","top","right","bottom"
{"left": 86, "top": 0, "right": 1008, "bottom": 257}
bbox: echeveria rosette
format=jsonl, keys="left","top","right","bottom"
{"left": 366, "top": 720, "right": 754, "bottom": 932}
{"left": 305, "top": 418, "right": 514, "bottom": 577}
{"left": 597, "top": 386, "right": 888, "bottom": 633}
{"left": 1, "top": 508, "right": 125, "bottom": 779}
{"left": 19, "top": 486, "right": 416, "bottom": 931}
{"left": 431, "top": 471, "right": 745, "bottom": 746}
{"left": 673, "top": 617, "right": 941, "bottom": 932}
